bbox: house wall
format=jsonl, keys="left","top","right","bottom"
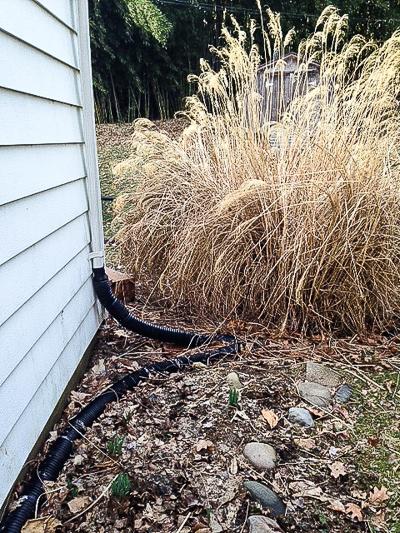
{"left": 0, "top": 0, "right": 104, "bottom": 506}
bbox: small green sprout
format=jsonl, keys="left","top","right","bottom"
{"left": 106, "top": 435, "right": 125, "bottom": 457}
{"left": 229, "top": 387, "right": 239, "bottom": 407}
{"left": 111, "top": 473, "right": 131, "bottom": 499}
{"left": 67, "top": 478, "right": 79, "bottom": 498}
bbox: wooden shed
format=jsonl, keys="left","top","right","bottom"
{"left": 257, "top": 52, "right": 320, "bottom": 122}
{"left": 0, "top": 0, "right": 104, "bottom": 508}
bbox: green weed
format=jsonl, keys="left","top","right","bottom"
{"left": 107, "top": 435, "right": 125, "bottom": 457}
{"left": 111, "top": 473, "right": 131, "bottom": 499}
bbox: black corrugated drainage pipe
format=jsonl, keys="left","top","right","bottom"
{"left": 0, "top": 269, "right": 238, "bottom": 532}
{"left": 92, "top": 267, "right": 231, "bottom": 347}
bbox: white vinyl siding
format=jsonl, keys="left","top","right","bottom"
{"left": 0, "top": 0, "right": 103, "bottom": 507}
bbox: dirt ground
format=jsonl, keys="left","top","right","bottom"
{"left": 7, "top": 122, "right": 400, "bottom": 533}
{"left": 12, "top": 300, "right": 400, "bottom": 533}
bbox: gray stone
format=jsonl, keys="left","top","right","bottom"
{"left": 248, "top": 515, "right": 284, "bottom": 533}
{"left": 244, "top": 481, "right": 286, "bottom": 517}
{"left": 288, "top": 407, "right": 314, "bottom": 427}
{"left": 306, "top": 362, "right": 341, "bottom": 387}
{"left": 298, "top": 381, "right": 332, "bottom": 408}
{"left": 335, "top": 384, "right": 352, "bottom": 403}
{"left": 227, "top": 371, "right": 243, "bottom": 389}
{"left": 244, "top": 442, "right": 277, "bottom": 471}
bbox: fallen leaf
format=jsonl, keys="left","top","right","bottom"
{"left": 70, "top": 391, "right": 90, "bottom": 403}
{"left": 289, "top": 481, "right": 326, "bottom": 500}
{"left": 329, "top": 461, "right": 347, "bottom": 478}
{"left": 92, "top": 359, "right": 105, "bottom": 375}
{"left": 261, "top": 409, "right": 279, "bottom": 428}
{"left": 73, "top": 454, "right": 84, "bottom": 466}
{"left": 193, "top": 524, "right": 210, "bottom": 532}
{"left": 368, "top": 486, "right": 390, "bottom": 507}
{"left": 368, "top": 436, "right": 381, "bottom": 447}
{"left": 351, "top": 489, "right": 367, "bottom": 500}
{"left": 193, "top": 362, "right": 208, "bottom": 369}
{"left": 371, "top": 511, "right": 386, "bottom": 528}
{"left": 114, "top": 329, "right": 130, "bottom": 338}
{"left": 209, "top": 512, "right": 223, "bottom": 532}
{"left": 226, "top": 372, "right": 243, "bottom": 389}
{"left": 195, "top": 439, "right": 214, "bottom": 453}
{"left": 294, "top": 437, "right": 316, "bottom": 450}
{"left": 22, "top": 516, "right": 61, "bottom": 533}
{"left": 67, "top": 496, "right": 91, "bottom": 514}
{"left": 329, "top": 499, "right": 346, "bottom": 513}
{"left": 229, "top": 456, "right": 238, "bottom": 475}
{"left": 306, "top": 405, "right": 325, "bottom": 417}
{"left": 345, "top": 503, "right": 363, "bottom": 521}
{"left": 235, "top": 410, "right": 250, "bottom": 421}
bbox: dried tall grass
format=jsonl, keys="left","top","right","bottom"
{"left": 113, "top": 7, "right": 400, "bottom": 334}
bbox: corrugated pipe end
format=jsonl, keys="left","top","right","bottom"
{"left": 92, "top": 267, "right": 233, "bottom": 347}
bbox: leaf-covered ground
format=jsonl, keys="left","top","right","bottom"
{"left": 14, "top": 300, "right": 400, "bottom": 533}
{"left": 10, "top": 122, "right": 399, "bottom": 533}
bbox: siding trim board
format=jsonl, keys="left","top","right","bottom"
{"left": 76, "top": 0, "right": 105, "bottom": 269}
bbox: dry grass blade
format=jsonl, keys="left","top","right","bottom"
{"left": 113, "top": 6, "right": 400, "bottom": 336}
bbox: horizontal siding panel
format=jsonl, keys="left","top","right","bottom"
{"left": 0, "top": 214, "right": 90, "bottom": 327}
{"left": 0, "top": 276, "right": 95, "bottom": 446}
{"left": 0, "top": 179, "right": 88, "bottom": 266}
{"left": 0, "top": 245, "right": 92, "bottom": 389}
{"left": 34, "top": 0, "right": 76, "bottom": 30}
{"left": 0, "top": 305, "right": 99, "bottom": 504}
{"left": 0, "top": 31, "right": 80, "bottom": 105}
{"left": 0, "top": 0, "right": 78, "bottom": 68}
{"left": 0, "top": 89, "right": 83, "bottom": 146}
{"left": 0, "top": 144, "right": 85, "bottom": 206}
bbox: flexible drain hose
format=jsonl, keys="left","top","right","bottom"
{"left": 0, "top": 268, "right": 237, "bottom": 531}
{"left": 92, "top": 267, "right": 229, "bottom": 347}
{"left": 0, "top": 342, "right": 238, "bottom": 533}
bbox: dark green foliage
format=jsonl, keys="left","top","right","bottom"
{"left": 89, "top": 0, "right": 400, "bottom": 123}
{"left": 106, "top": 435, "right": 125, "bottom": 456}
{"left": 111, "top": 473, "right": 132, "bottom": 498}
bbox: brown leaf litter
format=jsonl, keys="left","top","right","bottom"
{"left": 7, "top": 299, "right": 400, "bottom": 532}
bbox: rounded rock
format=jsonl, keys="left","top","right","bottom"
{"left": 306, "top": 362, "right": 340, "bottom": 387}
{"left": 288, "top": 407, "right": 314, "bottom": 427}
{"left": 298, "top": 381, "right": 332, "bottom": 408}
{"left": 248, "top": 515, "right": 284, "bottom": 533}
{"left": 244, "top": 442, "right": 277, "bottom": 471}
{"left": 244, "top": 481, "right": 286, "bottom": 517}
{"left": 335, "top": 383, "right": 352, "bottom": 403}
{"left": 226, "top": 371, "right": 243, "bottom": 389}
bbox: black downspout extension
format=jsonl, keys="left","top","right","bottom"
{"left": 0, "top": 269, "right": 239, "bottom": 533}
{"left": 92, "top": 267, "right": 231, "bottom": 347}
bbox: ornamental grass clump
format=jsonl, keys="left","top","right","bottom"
{"left": 113, "top": 7, "right": 400, "bottom": 335}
